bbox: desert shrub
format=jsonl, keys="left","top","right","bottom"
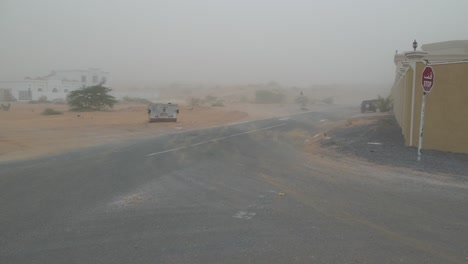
{"left": 121, "top": 96, "right": 152, "bottom": 104}
{"left": 204, "top": 95, "right": 218, "bottom": 103}
{"left": 188, "top": 97, "right": 201, "bottom": 107}
{"left": 377, "top": 95, "right": 393, "bottom": 112}
{"left": 255, "top": 90, "right": 285, "bottom": 104}
{"left": 211, "top": 101, "right": 224, "bottom": 107}
{"left": 52, "top": 98, "right": 66, "bottom": 104}
{"left": 1, "top": 103, "right": 11, "bottom": 111}
{"left": 42, "top": 108, "right": 63, "bottom": 115}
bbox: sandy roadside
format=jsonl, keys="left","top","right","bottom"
{"left": 1, "top": 102, "right": 320, "bottom": 161}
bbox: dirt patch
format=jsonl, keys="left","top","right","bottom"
{"left": 0, "top": 103, "right": 251, "bottom": 161}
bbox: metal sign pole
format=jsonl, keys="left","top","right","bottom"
{"left": 417, "top": 92, "right": 427, "bottom": 161}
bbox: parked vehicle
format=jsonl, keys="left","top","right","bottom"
{"left": 361, "top": 99, "right": 378, "bottom": 113}
{"left": 148, "top": 103, "right": 179, "bottom": 122}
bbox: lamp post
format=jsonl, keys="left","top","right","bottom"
{"left": 404, "top": 40, "right": 427, "bottom": 146}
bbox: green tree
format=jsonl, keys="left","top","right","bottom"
{"left": 67, "top": 85, "right": 118, "bottom": 111}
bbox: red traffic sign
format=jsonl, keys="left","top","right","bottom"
{"left": 422, "top": 66, "right": 435, "bottom": 93}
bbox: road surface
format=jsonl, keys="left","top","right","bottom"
{"left": 1, "top": 109, "right": 468, "bottom": 263}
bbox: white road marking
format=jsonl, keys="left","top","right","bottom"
{"left": 141, "top": 108, "right": 320, "bottom": 144}
{"left": 146, "top": 123, "right": 287, "bottom": 157}
{"left": 221, "top": 110, "right": 315, "bottom": 128}
{"left": 190, "top": 123, "right": 286, "bottom": 147}
{"left": 223, "top": 120, "right": 255, "bottom": 126}
{"left": 233, "top": 211, "right": 256, "bottom": 220}
{"left": 146, "top": 146, "right": 187, "bottom": 156}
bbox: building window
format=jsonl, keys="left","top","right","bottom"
{"left": 18, "top": 90, "right": 32, "bottom": 100}
{"left": 52, "top": 88, "right": 58, "bottom": 93}
{"left": 81, "top": 75, "right": 87, "bottom": 83}
{"left": 92, "top": 75, "right": 99, "bottom": 83}
{"left": 102, "top": 76, "right": 107, "bottom": 84}
{"left": 38, "top": 88, "right": 43, "bottom": 92}
{"left": 64, "top": 89, "right": 69, "bottom": 93}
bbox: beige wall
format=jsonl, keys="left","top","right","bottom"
{"left": 392, "top": 61, "right": 468, "bottom": 153}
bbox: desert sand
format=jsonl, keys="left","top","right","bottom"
{"left": 1, "top": 84, "right": 382, "bottom": 161}
{"left": 1, "top": 101, "right": 314, "bottom": 161}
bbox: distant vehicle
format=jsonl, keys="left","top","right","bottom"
{"left": 361, "top": 99, "right": 378, "bottom": 113}
{"left": 148, "top": 103, "right": 179, "bottom": 122}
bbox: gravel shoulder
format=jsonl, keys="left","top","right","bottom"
{"left": 320, "top": 113, "right": 468, "bottom": 178}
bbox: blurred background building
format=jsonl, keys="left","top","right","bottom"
{"left": 0, "top": 68, "right": 109, "bottom": 101}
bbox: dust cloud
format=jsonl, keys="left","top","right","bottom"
{"left": 1, "top": 0, "right": 467, "bottom": 86}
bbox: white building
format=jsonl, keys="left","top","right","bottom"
{"left": 0, "top": 68, "right": 110, "bottom": 101}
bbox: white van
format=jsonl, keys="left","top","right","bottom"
{"left": 148, "top": 103, "right": 179, "bottom": 122}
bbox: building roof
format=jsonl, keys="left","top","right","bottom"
{"left": 421, "top": 40, "right": 468, "bottom": 55}
{"left": 394, "top": 40, "right": 468, "bottom": 65}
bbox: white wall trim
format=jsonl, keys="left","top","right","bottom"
{"left": 428, "top": 60, "right": 468, "bottom": 66}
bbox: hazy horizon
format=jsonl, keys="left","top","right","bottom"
{"left": 1, "top": 0, "right": 467, "bottom": 86}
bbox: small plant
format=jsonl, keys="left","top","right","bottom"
{"left": 1, "top": 103, "right": 11, "bottom": 111}
{"left": 42, "top": 108, "right": 63, "bottom": 115}
{"left": 376, "top": 95, "right": 393, "bottom": 112}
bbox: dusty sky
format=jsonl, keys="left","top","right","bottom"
{"left": 0, "top": 0, "right": 467, "bottom": 86}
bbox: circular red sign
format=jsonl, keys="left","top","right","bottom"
{"left": 422, "top": 66, "right": 435, "bottom": 92}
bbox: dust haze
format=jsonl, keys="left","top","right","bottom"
{"left": 1, "top": 0, "right": 467, "bottom": 86}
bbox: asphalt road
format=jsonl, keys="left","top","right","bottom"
{"left": 1, "top": 109, "right": 468, "bottom": 264}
